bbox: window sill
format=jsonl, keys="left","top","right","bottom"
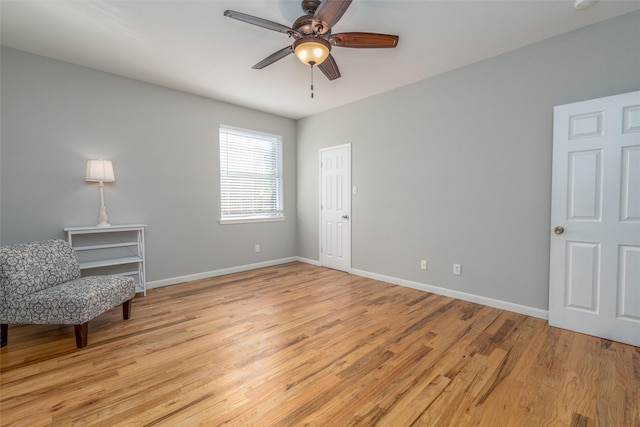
{"left": 219, "top": 216, "right": 286, "bottom": 225}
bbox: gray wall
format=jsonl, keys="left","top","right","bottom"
{"left": 297, "top": 11, "right": 640, "bottom": 310}
{"left": 0, "top": 47, "right": 298, "bottom": 283}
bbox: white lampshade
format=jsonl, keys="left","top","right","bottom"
{"left": 574, "top": 0, "right": 599, "bottom": 9}
{"left": 85, "top": 159, "right": 115, "bottom": 183}
{"left": 294, "top": 36, "right": 331, "bottom": 66}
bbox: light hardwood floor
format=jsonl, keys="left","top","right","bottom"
{"left": 1, "top": 262, "right": 638, "bottom": 426}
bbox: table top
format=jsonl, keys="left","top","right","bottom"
{"left": 64, "top": 224, "right": 146, "bottom": 232}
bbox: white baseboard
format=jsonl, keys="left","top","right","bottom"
{"left": 295, "top": 256, "right": 321, "bottom": 266}
{"left": 146, "top": 257, "right": 298, "bottom": 289}
{"left": 350, "top": 268, "right": 548, "bottom": 320}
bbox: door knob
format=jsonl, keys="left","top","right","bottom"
{"left": 554, "top": 226, "right": 564, "bottom": 235}
{"left": 342, "top": 215, "right": 349, "bottom": 219}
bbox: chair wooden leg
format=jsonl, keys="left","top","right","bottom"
{"left": 74, "top": 323, "right": 88, "bottom": 348}
{"left": 1, "top": 324, "right": 7, "bottom": 347}
{"left": 122, "top": 299, "right": 132, "bottom": 320}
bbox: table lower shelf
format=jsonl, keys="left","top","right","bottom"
{"left": 78, "top": 256, "right": 143, "bottom": 270}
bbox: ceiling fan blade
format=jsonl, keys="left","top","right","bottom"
{"left": 330, "top": 32, "right": 399, "bottom": 48}
{"left": 314, "top": 0, "right": 352, "bottom": 29}
{"left": 252, "top": 46, "right": 293, "bottom": 69}
{"left": 318, "top": 54, "right": 341, "bottom": 80}
{"left": 224, "top": 10, "right": 298, "bottom": 36}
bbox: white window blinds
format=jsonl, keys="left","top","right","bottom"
{"left": 219, "top": 125, "right": 284, "bottom": 222}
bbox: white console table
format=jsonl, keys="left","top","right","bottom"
{"left": 64, "top": 224, "right": 147, "bottom": 295}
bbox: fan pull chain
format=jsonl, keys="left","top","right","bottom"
{"left": 310, "top": 61, "right": 315, "bottom": 99}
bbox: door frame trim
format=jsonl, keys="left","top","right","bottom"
{"left": 319, "top": 143, "right": 352, "bottom": 272}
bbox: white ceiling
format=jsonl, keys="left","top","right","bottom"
{"left": 1, "top": 0, "right": 638, "bottom": 119}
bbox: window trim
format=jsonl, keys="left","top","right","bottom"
{"left": 218, "top": 216, "right": 286, "bottom": 225}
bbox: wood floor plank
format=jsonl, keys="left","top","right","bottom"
{"left": 1, "top": 262, "right": 638, "bottom": 426}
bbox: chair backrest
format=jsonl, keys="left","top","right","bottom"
{"left": 0, "top": 239, "right": 81, "bottom": 303}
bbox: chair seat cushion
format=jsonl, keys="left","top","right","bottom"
{"left": 5, "top": 275, "right": 136, "bottom": 325}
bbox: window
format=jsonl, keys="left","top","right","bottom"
{"left": 219, "top": 125, "right": 284, "bottom": 223}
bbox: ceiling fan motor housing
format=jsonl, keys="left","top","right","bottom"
{"left": 293, "top": 15, "right": 331, "bottom": 37}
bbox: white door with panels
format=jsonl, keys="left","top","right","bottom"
{"left": 549, "top": 90, "right": 640, "bottom": 347}
{"left": 320, "top": 144, "right": 351, "bottom": 272}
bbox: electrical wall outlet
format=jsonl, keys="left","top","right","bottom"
{"left": 453, "top": 264, "right": 462, "bottom": 275}
{"left": 420, "top": 260, "right": 427, "bottom": 270}
{"left": 255, "top": 244, "right": 260, "bottom": 253}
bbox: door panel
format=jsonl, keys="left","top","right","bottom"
{"left": 618, "top": 245, "right": 640, "bottom": 319}
{"left": 567, "top": 149, "right": 603, "bottom": 220}
{"left": 621, "top": 146, "right": 640, "bottom": 221}
{"left": 569, "top": 111, "right": 604, "bottom": 139}
{"left": 549, "top": 90, "right": 640, "bottom": 346}
{"left": 565, "top": 242, "right": 600, "bottom": 312}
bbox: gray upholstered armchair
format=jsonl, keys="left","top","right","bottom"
{"left": 0, "top": 239, "right": 136, "bottom": 348}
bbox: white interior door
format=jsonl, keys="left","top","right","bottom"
{"left": 320, "top": 144, "right": 351, "bottom": 272}
{"left": 549, "top": 90, "right": 640, "bottom": 347}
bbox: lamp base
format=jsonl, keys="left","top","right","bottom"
{"left": 96, "top": 206, "right": 111, "bottom": 227}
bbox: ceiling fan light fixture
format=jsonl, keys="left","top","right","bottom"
{"left": 294, "top": 36, "right": 330, "bottom": 66}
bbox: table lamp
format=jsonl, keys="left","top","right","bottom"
{"left": 85, "top": 159, "right": 115, "bottom": 227}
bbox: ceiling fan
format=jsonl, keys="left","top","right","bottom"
{"left": 224, "top": 0, "right": 399, "bottom": 81}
